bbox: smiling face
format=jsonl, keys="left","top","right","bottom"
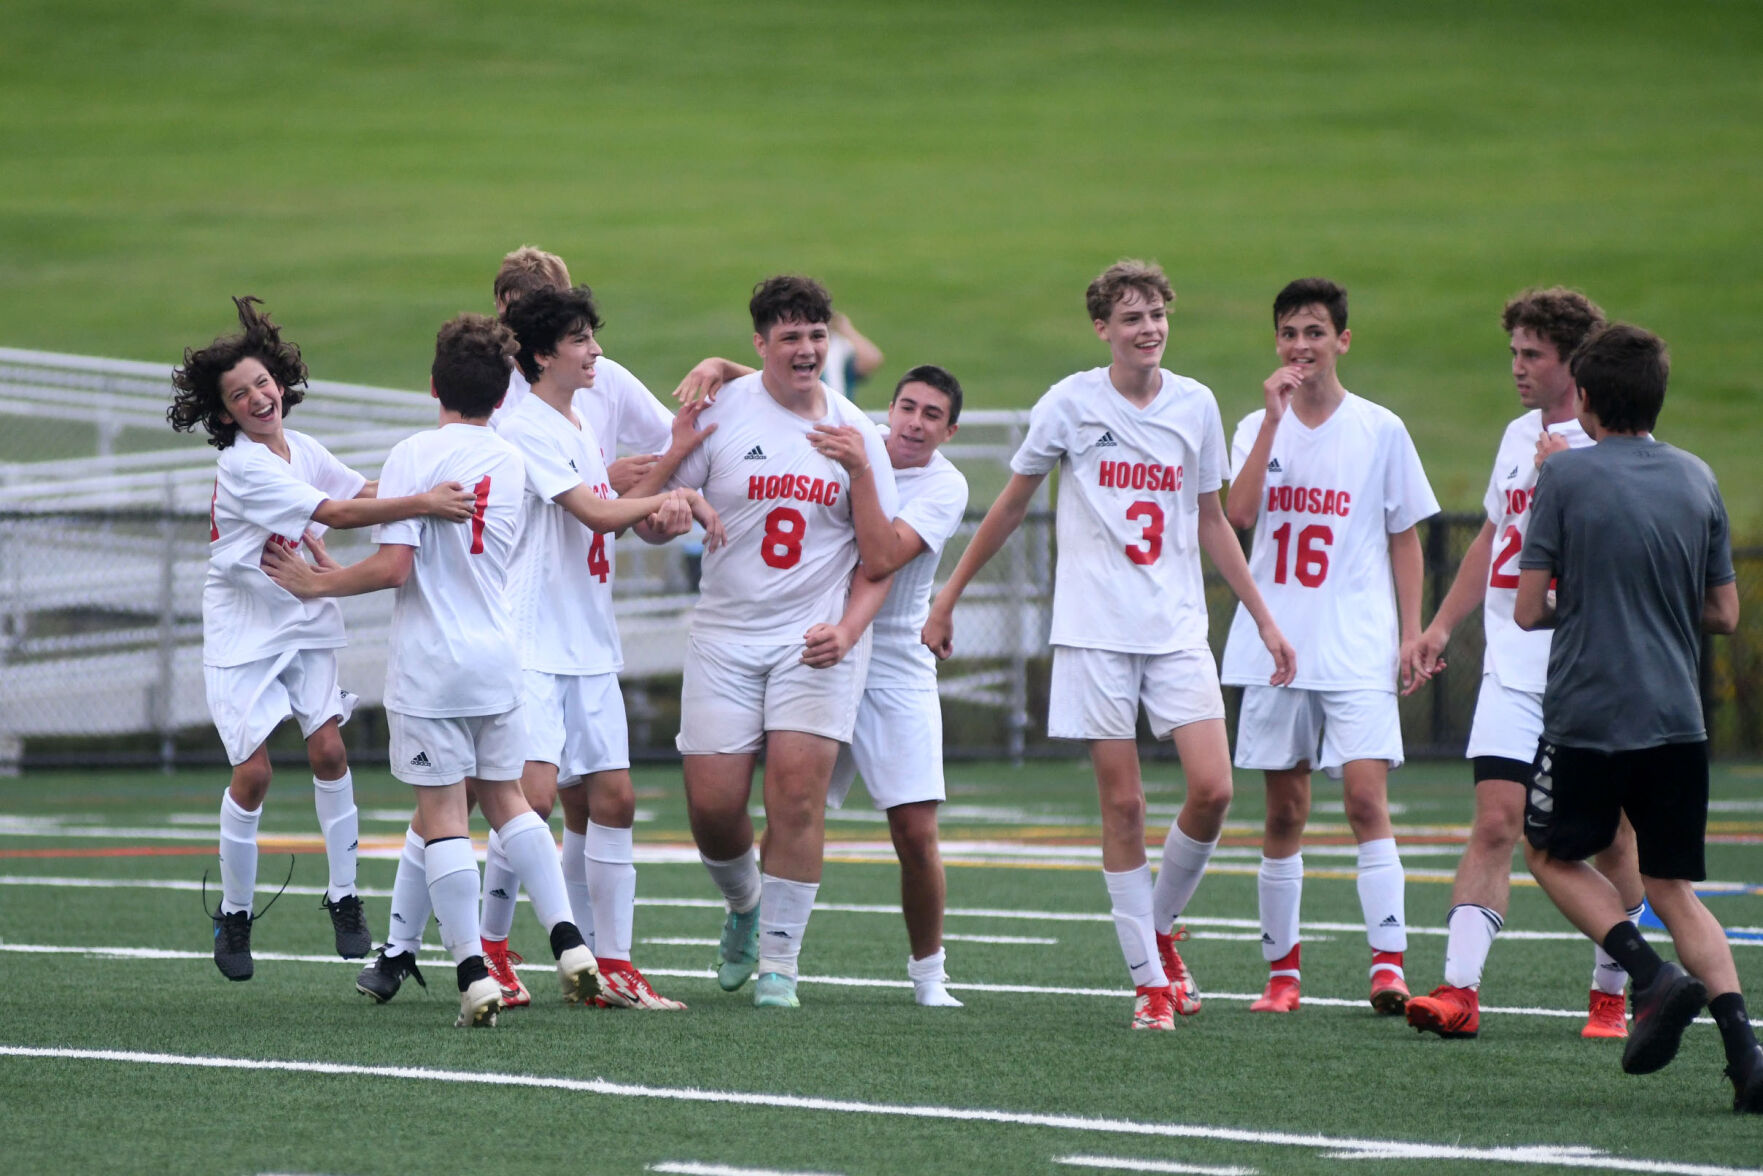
{"left": 1275, "top": 304, "right": 1350, "bottom": 385}
{"left": 217, "top": 356, "right": 285, "bottom": 445}
{"left": 538, "top": 320, "right": 603, "bottom": 393}
{"left": 1509, "top": 325, "right": 1574, "bottom": 414}
{"left": 1093, "top": 286, "right": 1168, "bottom": 373}
{"left": 755, "top": 315, "right": 830, "bottom": 397}
{"left": 885, "top": 381, "right": 958, "bottom": 468}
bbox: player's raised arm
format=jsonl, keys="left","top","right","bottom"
{"left": 807, "top": 422, "right": 921, "bottom": 579}
{"left": 622, "top": 397, "right": 720, "bottom": 498}
{"left": 312, "top": 482, "right": 475, "bottom": 529}
{"left": 1224, "top": 368, "right": 1298, "bottom": 530}
{"left": 922, "top": 471, "right": 1042, "bottom": 658}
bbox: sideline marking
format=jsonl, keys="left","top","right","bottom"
{"left": 650, "top": 1164, "right": 844, "bottom": 1176}
{"left": 1, "top": 1045, "right": 1755, "bottom": 1176}
{"left": 1056, "top": 1157, "right": 1258, "bottom": 1175}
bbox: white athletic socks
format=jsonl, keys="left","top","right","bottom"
{"left": 908, "top": 947, "right": 963, "bottom": 1007}
{"left": 1152, "top": 823, "right": 1218, "bottom": 930}
{"left": 217, "top": 791, "right": 262, "bottom": 915}
{"left": 387, "top": 826, "right": 430, "bottom": 957}
{"left": 1357, "top": 837, "right": 1407, "bottom": 952}
{"left": 478, "top": 827, "right": 520, "bottom": 942}
{"left": 312, "top": 771, "right": 358, "bottom": 902}
{"left": 424, "top": 836, "right": 481, "bottom": 965}
{"left": 1442, "top": 903, "right": 1502, "bottom": 989}
{"left": 756, "top": 873, "right": 818, "bottom": 979}
{"left": 560, "top": 827, "right": 594, "bottom": 951}
{"left": 585, "top": 821, "right": 636, "bottom": 962}
{"left": 497, "top": 810, "right": 572, "bottom": 935}
{"left": 1104, "top": 864, "right": 1167, "bottom": 988}
{"left": 1592, "top": 901, "right": 1646, "bottom": 994}
{"left": 702, "top": 848, "right": 762, "bottom": 914}
{"left": 1258, "top": 852, "right": 1304, "bottom": 962}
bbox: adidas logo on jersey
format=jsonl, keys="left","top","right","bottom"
{"left": 1096, "top": 430, "right": 1117, "bottom": 447}
{"left": 1267, "top": 458, "right": 1282, "bottom": 473}
{"left": 409, "top": 751, "right": 432, "bottom": 768}
{"left": 568, "top": 458, "right": 579, "bottom": 472}
{"left": 744, "top": 445, "right": 767, "bottom": 460}
{"left": 1506, "top": 465, "right": 1519, "bottom": 479}
{"left": 1379, "top": 915, "right": 1402, "bottom": 928}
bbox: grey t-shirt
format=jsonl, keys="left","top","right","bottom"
{"left": 1520, "top": 436, "right": 1734, "bottom": 753}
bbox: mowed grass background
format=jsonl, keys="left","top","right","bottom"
{"left": 2, "top": 1, "right": 1761, "bottom": 526}
{"left": 1, "top": 760, "right": 1761, "bottom": 1174}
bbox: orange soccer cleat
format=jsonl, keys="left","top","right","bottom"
{"left": 1582, "top": 988, "right": 1629, "bottom": 1039}
{"left": 481, "top": 937, "right": 531, "bottom": 1008}
{"left": 1156, "top": 926, "right": 1201, "bottom": 1016}
{"left": 1406, "top": 983, "right": 1480, "bottom": 1039}
{"left": 1132, "top": 984, "right": 1176, "bottom": 1030}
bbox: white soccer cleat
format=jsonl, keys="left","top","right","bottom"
{"left": 455, "top": 975, "right": 502, "bottom": 1028}
{"left": 598, "top": 960, "right": 687, "bottom": 1010}
{"left": 556, "top": 943, "right": 601, "bottom": 1005}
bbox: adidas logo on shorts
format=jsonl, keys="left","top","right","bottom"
{"left": 409, "top": 751, "right": 432, "bottom": 768}
{"left": 1096, "top": 431, "right": 1117, "bottom": 447}
{"left": 744, "top": 445, "right": 766, "bottom": 460}
{"left": 1267, "top": 458, "right": 1282, "bottom": 473}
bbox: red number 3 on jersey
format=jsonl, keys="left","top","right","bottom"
{"left": 1125, "top": 500, "right": 1164, "bottom": 565}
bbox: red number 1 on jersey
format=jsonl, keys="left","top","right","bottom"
{"left": 469, "top": 476, "right": 491, "bottom": 554}
{"left": 1271, "top": 521, "right": 1332, "bottom": 587}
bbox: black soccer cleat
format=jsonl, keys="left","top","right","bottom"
{"left": 1621, "top": 962, "right": 1707, "bottom": 1076}
{"left": 1728, "top": 1044, "right": 1763, "bottom": 1114}
{"left": 323, "top": 894, "right": 372, "bottom": 959}
{"left": 356, "top": 947, "right": 427, "bottom": 1004}
{"left": 211, "top": 909, "right": 254, "bottom": 981}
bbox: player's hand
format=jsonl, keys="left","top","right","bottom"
{"left": 423, "top": 481, "right": 476, "bottom": 521}
{"left": 301, "top": 530, "right": 341, "bottom": 571}
{"left": 673, "top": 358, "right": 729, "bottom": 405}
{"left": 921, "top": 607, "right": 954, "bottom": 660}
{"left": 669, "top": 396, "right": 718, "bottom": 456}
{"left": 1263, "top": 366, "right": 1303, "bottom": 422}
{"left": 260, "top": 540, "right": 319, "bottom": 599}
{"left": 801, "top": 623, "right": 856, "bottom": 668}
{"left": 1399, "top": 625, "right": 1448, "bottom": 696}
{"left": 1259, "top": 619, "right": 1297, "bottom": 687}
{"left": 1534, "top": 430, "right": 1571, "bottom": 470}
{"left": 807, "top": 424, "right": 868, "bottom": 473}
{"left": 608, "top": 454, "right": 659, "bottom": 495}
{"left": 645, "top": 492, "right": 693, "bottom": 539}
{"left": 689, "top": 491, "right": 727, "bottom": 552}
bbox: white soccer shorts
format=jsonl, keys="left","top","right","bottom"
{"left": 204, "top": 647, "right": 357, "bottom": 766}
{"left": 828, "top": 686, "right": 946, "bottom": 810}
{"left": 1234, "top": 685, "right": 1404, "bottom": 778}
{"left": 676, "top": 633, "right": 869, "bottom": 755}
{"left": 1046, "top": 645, "right": 1226, "bottom": 742}
{"left": 521, "top": 669, "right": 630, "bottom": 783}
{"left": 388, "top": 705, "right": 527, "bottom": 787}
{"left": 1464, "top": 673, "right": 1545, "bottom": 764}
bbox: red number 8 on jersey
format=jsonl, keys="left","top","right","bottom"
{"left": 761, "top": 506, "right": 806, "bottom": 569}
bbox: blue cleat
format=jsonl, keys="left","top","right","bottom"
{"left": 717, "top": 905, "right": 760, "bottom": 992}
{"left": 753, "top": 971, "right": 800, "bottom": 1009}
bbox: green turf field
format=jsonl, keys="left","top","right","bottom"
{"left": 3, "top": 759, "right": 1760, "bottom": 1174}
{"left": 3, "top": 2, "right": 1760, "bottom": 527}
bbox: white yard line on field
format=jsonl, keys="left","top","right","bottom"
{"left": 1056, "top": 1157, "right": 1258, "bottom": 1175}
{"left": 0, "top": 1046, "right": 1755, "bottom": 1176}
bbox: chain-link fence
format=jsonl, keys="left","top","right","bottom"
{"left": 5, "top": 505, "right": 1760, "bottom": 769}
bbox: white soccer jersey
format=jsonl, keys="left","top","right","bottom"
{"left": 1010, "top": 367, "right": 1226, "bottom": 654}
{"left": 375, "top": 424, "right": 526, "bottom": 718}
{"left": 494, "top": 394, "right": 622, "bottom": 676}
{"left": 1220, "top": 392, "right": 1439, "bottom": 691}
{"left": 489, "top": 368, "right": 531, "bottom": 426}
{"left": 866, "top": 449, "right": 970, "bottom": 689}
{"left": 670, "top": 373, "right": 898, "bottom": 644}
{"left": 1480, "top": 411, "right": 1591, "bottom": 693}
{"left": 202, "top": 431, "right": 366, "bottom": 668}
{"left": 576, "top": 357, "right": 673, "bottom": 465}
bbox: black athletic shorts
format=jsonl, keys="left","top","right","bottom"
{"left": 1523, "top": 739, "right": 1708, "bottom": 881}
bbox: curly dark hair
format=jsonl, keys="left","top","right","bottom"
{"left": 167, "top": 297, "right": 308, "bottom": 449}
{"left": 1501, "top": 287, "right": 1606, "bottom": 362}
{"left": 433, "top": 313, "right": 518, "bottom": 419}
{"left": 749, "top": 275, "right": 832, "bottom": 338}
{"left": 500, "top": 285, "right": 604, "bottom": 384}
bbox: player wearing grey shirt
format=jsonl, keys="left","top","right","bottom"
{"left": 1513, "top": 323, "right": 1759, "bottom": 1114}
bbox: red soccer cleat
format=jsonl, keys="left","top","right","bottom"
{"left": 1370, "top": 950, "right": 1409, "bottom": 1015}
{"left": 1132, "top": 984, "right": 1176, "bottom": 1030}
{"left": 1406, "top": 983, "right": 1480, "bottom": 1038}
{"left": 1582, "top": 988, "right": 1629, "bottom": 1039}
{"left": 481, "top": 937, "right": 531, "bottom": 1008}
{"left": 597, "top": 959, "right": 687, "bottom": 1011}
{"left": 1156, "top": 927, "right": 1201, "bottom": 1016}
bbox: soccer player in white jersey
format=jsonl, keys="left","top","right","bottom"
{"left": 669, "top": 275, "right": 900, "bottom": 1010}
{"left": 474, "top": 284, "right": 720, "bottom": 1011}
{"left": 924, "top": 261, "right": 1296, "bottom": 1031}
{"left": 170, "top": 296, "right": 476, "bottom": 982}
{"left": 265, "top": 314, "right": 661, "bottom": 1026}
{"left": 809, "top": 364, "right": 969, "bottom": 1006}
{"left": 1221, "top": 277, "right": 1440, "bottom": 1016}
{"left": 1400, "top": 288, "right": 1645, "bottom": 1040}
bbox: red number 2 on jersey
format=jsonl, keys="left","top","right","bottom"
{"left": 1487, "top": 524, "right": 1523, "bottom": 589}
{"left": 469, "top": 476, "right": 491, "bottom": 554}
{"left": 1124, "top": 501, "right": 1164, "bottom": 565}
{"left": 761, "top": 507, "right": 807, "bottom": 569}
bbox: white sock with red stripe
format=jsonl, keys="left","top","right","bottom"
{"left": 1104, "top": 864, "right": 1167, "bottom": 988}
{"left": 586, "top": 821, "right": 636, "bottom": 962}
{"left": 1357, "top": 837, "right": 1407, "bottom": 952}
{"left": 1258, "top": 852, "right": 1304, "bottom": 962}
